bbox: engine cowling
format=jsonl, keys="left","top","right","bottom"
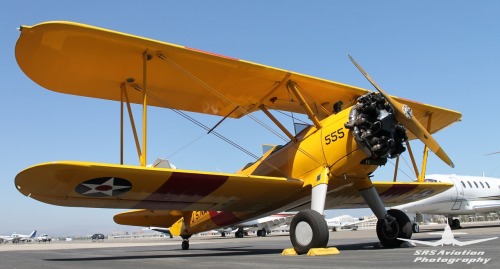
{"left": 345, "top": 92, "right": 407, "bottom": 165}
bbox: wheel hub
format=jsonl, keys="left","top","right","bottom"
{"left": 295, "top": 221, "right": 313, "bottom": 246}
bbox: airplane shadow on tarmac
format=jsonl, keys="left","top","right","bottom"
{"left": 45, "top": 247, "right": 282, "bottom": 262}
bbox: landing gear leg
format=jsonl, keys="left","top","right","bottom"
{"left": 360, "top": 186, "right": 412, "bottom": 247}
{"left": 289, "top": 167, "right": 330, "bottom": 255}
{"left": 181, "top": 235, "right": 191, "bottom": 250}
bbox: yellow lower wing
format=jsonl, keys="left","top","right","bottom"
{"left": 15, "top": 161, "right": 452, "bottom": 214}
{"left": 15, "top": 161, "right": 305, "bottom": 212}
{"left": 326, "top": 181, "right": 453, "bottom": 210}
{"left": 286, "top": 181, "right": 453, "bottom": 211}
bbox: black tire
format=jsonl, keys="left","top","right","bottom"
{"left": 235, "top": 230, "right": 244, "bottom": 238}
{"left": 452, "top": 219, "right": 461, "bottom": 229}
{"left": 290, "top": 209, "right": 329, "bottom": 255}
{"left": 181, "top": 240, "right": 189, "bottom": 250}
{"left": 257, "top": 230, "right": 262, "bottom": 237}
{"left": 261, "top": 229, "right": 267, "bottom": 237}
{"left": 412, "top": 223, "right": 420, "bottom": 233}
{"left": 376, "top": 209, "right": 412, "bottom": 248}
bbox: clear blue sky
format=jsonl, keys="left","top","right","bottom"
{"left": 1, "top": 1, "right": 499, "bottom": 236}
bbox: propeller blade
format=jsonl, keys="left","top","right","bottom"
{"left": 348, "top": 55, "right": 454, "bottom": 168}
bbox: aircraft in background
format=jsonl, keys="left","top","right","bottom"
{"left": 0, "top": 230, "right": 37, "bottom": 243}
{"left": 149, "top": 212, "right": 295, "bottom": 238}
{"left": 398, "top": 222, "right": 497, "bottom": 246}
{"left": 148, "top": 227, "right": 173, "bottom": 238}
{"left": 393, "top": 174, "right": 500, "bottom": 231}
{"left": 232, "top": 212, "right": 295, "bottom": 237}
{"left": 326, "top": 215, "right": 376, "bottom": 231}
{"left": 15, "top": 21, "right": 460, "bottom": 254}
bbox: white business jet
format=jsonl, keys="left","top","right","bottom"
{"left": 393, "top": 174, "right": 500, "bottom": 231}
{"left": 326, "top": 215, "right": 376, "bottom": 231}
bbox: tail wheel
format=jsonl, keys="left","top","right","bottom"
{"left": 376, "top": 209, "right": 412, "bottom": 248}
{"left": 290, "top": 209, "right": 329, "bottom": 255}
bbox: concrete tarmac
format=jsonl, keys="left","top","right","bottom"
{"left": 1, "top": 221, "right": 499, "bottom": 269}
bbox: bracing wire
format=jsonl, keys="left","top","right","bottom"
{"left": 387, "top": 155, "right": 416, "bottom": 181}
{"left": 156, "top": 53, "right": 324, "bottom": 166}
{"left": 131, "top": 86, "right": 289, "bottom": 176}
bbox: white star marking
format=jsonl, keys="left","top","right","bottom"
{"left": 81, "top": 177, "right": 130, "bottom": 196}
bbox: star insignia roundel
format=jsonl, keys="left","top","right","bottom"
{"left": 75, "top": 177, "right": 132, "bottom": 197}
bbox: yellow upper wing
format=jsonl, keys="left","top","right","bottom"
{"left": 16, "top": 21, "right": 461, "bottom": 135}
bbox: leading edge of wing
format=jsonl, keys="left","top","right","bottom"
{"left": 15, "top": 161, "right": 305, "bottom": 212}
{"left": 317, "top": 181, "right": 453, "bottom": 210}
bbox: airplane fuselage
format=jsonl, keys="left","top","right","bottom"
{"left": 394, "top": 174, "right": 500, "bottom": 216}
{"left": 238, "top": 106, "right": 378, "bottom": 191}
{"left": 183, "top": 93, "right": 408, "bottom": 235}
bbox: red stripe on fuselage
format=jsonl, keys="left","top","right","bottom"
{"left": 209, "top": 211, "right": 242, "bottom": 227}
{"left": 134, "top": 173, "right": 228, "bottom": 209}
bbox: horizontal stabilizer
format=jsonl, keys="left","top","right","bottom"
{"left": 114, "top": 209, "right": 183, "bottom": 228}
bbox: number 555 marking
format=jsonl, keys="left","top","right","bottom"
{"left": 324, "top": 128, "right": 345, "bottom": 145}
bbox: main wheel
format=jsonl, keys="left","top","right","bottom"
{"left": 452, "top": 219, "right": 461, "bottom": 229}
{"left": 290, "top": 209, "right": 329, "bottom": 255}
{"left": 412, "top": 222, "right": 420, "bottom": 233}
{"left": 261, "top": 229, "right": 267, "bottom": 237}
{"left": 181, "top": 240, "right": 189, "bottom": 250}
{"left": 376, "top": 209, "right": 412, "bottom": 248}
{"left": 257, "top": 229, "right": 267, "bottom": 237}
{"left": 235, "top": 230, "right": 244, "bottom": 238}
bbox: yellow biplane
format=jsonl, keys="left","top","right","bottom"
{"left": 15, "top": 21, "right": 461, "bottom": 255}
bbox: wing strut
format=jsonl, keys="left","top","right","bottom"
{"left": 259, "top": 105, "right": 297, "bottom": 143}
{"left": 405, "top": 141, "right": 420, "bottom": 180}
{"left": 140, "top": 51, "right": 151, "bottom": 167}
{"left": 119, "top": 51, "right": 152, "bottom": 166}
{"left": 393, "top": 156, "right": 399, "bottom": 182}
{"left": 120, "top": 83, "right": 142, "bottom": 165}
{"left": 418, "top": 113, "right": 433, "bottom": 182}
{"left": 286, "top": 80, "right": 322, "bottom": 130}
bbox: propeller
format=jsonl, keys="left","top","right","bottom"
{"left": 348, "top": 55, "right": 454, "bottom": 168}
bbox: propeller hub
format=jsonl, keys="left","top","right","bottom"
{"left": 402, "top": 104, "right": 413, "bottom": 119}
